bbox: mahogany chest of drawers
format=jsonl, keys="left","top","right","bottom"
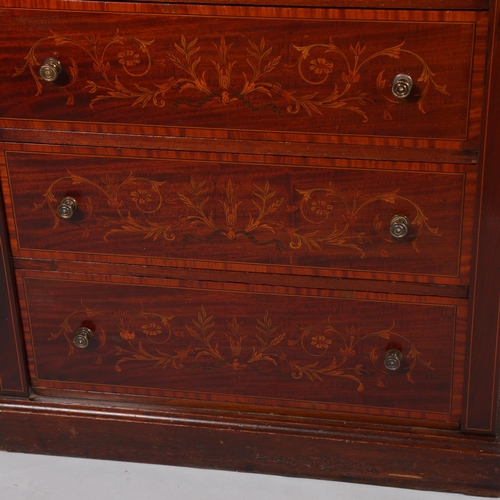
{"left": 0, "top": 0, "right": 499, "bottom": 495}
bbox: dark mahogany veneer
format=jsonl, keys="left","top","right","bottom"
{"left": 0, "top": 0, "right": 498, "bottom": 496}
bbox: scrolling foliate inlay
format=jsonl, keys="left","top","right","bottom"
{"left": 49, "top": 301, "right": 433, "bottom": 391}
{"left": 33, "top": 172, "right": 441, "bottom": 258}
{"left": 14, "top": 30, "right": 449, "bottom": 121}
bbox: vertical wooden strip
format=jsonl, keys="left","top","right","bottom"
{"left": 463, "top": 0, "right": 500, "bottom": 434}
{"left": 0, "top": 159, "right": 27, "bottom": 396}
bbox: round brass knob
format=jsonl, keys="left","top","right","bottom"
{"left": 39, "top": 57, "right": 62, "bottom": 82}
{"left": 73, "top": 327, "right": 93, "bottom": 349}
{"left": 57, "top": 196, "right": 77, "bottom": 219}
{"left": 384, "top": 349, "right": 403, "bottom": 371}
{"left": 390, "top": 215, "right": 409, "bottom": 239}
{"left": 392, "top": 74, "right": 413, "bottom": 99}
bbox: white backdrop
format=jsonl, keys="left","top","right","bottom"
{"left": 0, "top": 450, "right": 483, "bottom": 500}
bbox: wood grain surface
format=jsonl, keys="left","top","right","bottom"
{"left": 1, "top": 144, "right": 478, "bottom": 286}
{"left": 17, "top": 270, "right": 466, "bottom": 422}
{"left": 0, "top": 185, "right": 26, "bottom": 396}
{"left": 0, "top": 3, "right": 487, "bottom": 151}
{"left": 0, "top": 0, "right": 498, "bottom": 494}
{"left": 1, "top": 398, "right": 498, "bottom": 496}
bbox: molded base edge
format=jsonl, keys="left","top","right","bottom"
{"left": 0, "top": 398, "right": 499, "bottom": 496}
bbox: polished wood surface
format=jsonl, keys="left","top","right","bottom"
{"left": 1, "top": 398, "right": 499, "bottom": 496}
{"left": 3, "top": 149, "right": 474, "bottom": 283}
{"left": 87, "top": 0, "right": 491, "bottom": 9}
{"left": 12, "top": 256, "right": 471, "bottom": 298}
{"left": 0, "top": 2, "right": 487, "bottom": 151}
{"left": 0, "top": 187, "right": 26, "bottom": 396}
{"left": 17, "top": 270, "right": 466, "bottom": 421}
{"left": 462, "top": 0, "right": 500, "bottom": 434}
{"left": 0, "top": 0, "right": 499, "bottom": 495}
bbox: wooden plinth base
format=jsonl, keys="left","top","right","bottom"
{"left": 1, "top": 398, "right": 499, "bottom": 496}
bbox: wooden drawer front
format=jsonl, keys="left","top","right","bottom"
{"left": 6, "top": 151, "right": 468, "bottom": 281}
{"left": 19, "top": 273, "right": 464, "bottom": 421}
{"left": 1, "top": 6, "right": 476, "bottom": 142}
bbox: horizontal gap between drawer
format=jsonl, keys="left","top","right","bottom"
{"left": 25, "top": 389, "right": 461, "bottom": 432}
{"left": 13, "top": 257, "right": 469, "bottom": 298}
{"left": 0, "top": 131, "right": 478, "bottom": 165}
{"left": 113, "top": 0, "right": 490, "bottom": 11}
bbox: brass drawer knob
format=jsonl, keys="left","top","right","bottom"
{"left": 389, "top": 215, "right": 409, "bottom": 239}
{"left": 73, "top": 327, "right": 93, "bottom": 349}
{"left": 392, "top": 74, "right": 413, "bottom": 99}
{"left": 384, "top": 349, "right": 403, "bottom": 371}
{"left": 39, "top": 57, "right": 62, "bottom": 82}
{"left": 56, "top": 196, "right": 77, "bottom": 219}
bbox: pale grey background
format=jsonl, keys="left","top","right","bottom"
{"left": 0, "top": 450, "right": 485, "bottom": 499}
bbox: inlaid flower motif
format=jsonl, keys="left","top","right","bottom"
{"left": 341, "top": 71, "right": 361, "bottom": 84}
{"left": 142, "top": 323, "right": 162, "bottom": 336}
{"left": 342, "top": 212, "right": 358, "bottom": 224}
{"left": 118, "top": 50, "right": 140, "bottom": 67}
{"left": 309, "top": 58, "right": 333, "bottom": 75}
{"left": 120, "top": 330, "right": 135, "bottom": 340}
{"left": 131, "top": 190, "right": 152, "bottom": 204}
{"left": 311, "top": 335, "right": 332, "bottom": 349}
{"left": 340, "top": 346, "right": 356, "bottom": 357}
{"left": 311, "top": 200, "right": 333, "bottom": 216}
{"left": 100, "top": 174, "right": 115, "bottom": 187}
{"left": 219, "top": 68, "right": 231, "bottom": 90}
{"left": 107, "top": 198, "right": 123, "bottom": 210}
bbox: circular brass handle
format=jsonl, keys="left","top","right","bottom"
{"left": 57, "top": 196, "right": 77, "bottom": 219}
{"left": 39, "top": 57, "right": 62, "bottom": 82}
{"left": 390, "top": 215, "right": 409, "bottom": 239}
{"left": 384, "top": 349, "right": 403, "bottom": 371}
{"left": 392, "top": 74, "right": 413, "bottom": 99}
{"left": 73, "top": 327, "right": 93, "bottom": 349}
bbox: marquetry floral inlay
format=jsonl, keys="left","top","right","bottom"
{"left": 33, "top": 172, "right": 441, "bottom": 258}
{"left": 14, "top": 30, "right": 449, "bottom": 120}
{"left": 49, "top": 301, "right": 433, "bottom": 391}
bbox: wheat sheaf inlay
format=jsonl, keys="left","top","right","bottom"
{"left": 14, "top": 30, "right": 449, "bottom": 121}
{"left": 33, "top": 172, "right": 441, "bottom": 257}
{"left": 50, "top": 301, "right": 434, "bottom": 391}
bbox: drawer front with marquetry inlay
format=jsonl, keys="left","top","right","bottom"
{"left": 0, "top": 5, "right": 483, "bottom": 146}
{"left": 3, "top": 149, "right": 475, "bottom": 284}
{"left": 17, "top": 271, "right": 466, "bottom": 422}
